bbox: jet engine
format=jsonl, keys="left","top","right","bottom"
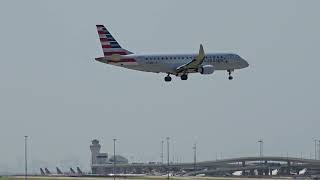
{"left": 198, "top": 65, "right": 214, "bottom": 75}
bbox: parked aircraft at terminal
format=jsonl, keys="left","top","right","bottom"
{"left": 95, "top": 25, "right": 249, "bottom": 82}
{"left": 39, "top": 167, "right": 84, "bottom": 177}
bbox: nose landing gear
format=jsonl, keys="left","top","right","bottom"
{"left": 227, "top": 70, "right": 233, "bottom": 80}
{"left": 164, "top": 74, "right": 172, "bottom": 82}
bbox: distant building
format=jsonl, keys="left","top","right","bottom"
{"left": 90, "top": 139, "right": 128, "bottom": 174}
{"left": 90, "top": 139, "right": 108, "bottom": 165}
{"left": 109, "top": 155, "right": 129, "bottom": 164}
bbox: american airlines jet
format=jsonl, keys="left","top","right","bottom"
{"left": 95, "top": 25, "right": 249, "bottom": 82}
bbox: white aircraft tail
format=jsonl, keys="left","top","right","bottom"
{"left": 70, "top": 168, "right": 76, "bottom": 174}
{"left": 40, "top": 168, "right": 46, "bottom": 176}
{"left": 56, "top": 167, "right": 63, "bottom": 174}
{"left": 76, "top": 167, "right": 83, "bottom": 175}
{"left": 96, "top": 25, "right": 133, "bottom": 56}
{"left": 44, "top": 168, "right": 51, "bottom": 174}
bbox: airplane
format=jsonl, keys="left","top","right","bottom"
{"left": 40, "top": 168, "right": 46, "bottom": 176}
{"left": 56, "top": 167, "right": 63, "bottom": 175}
{"left": 70, "top": 167, "right": 76, "bottom": 175}
{"left": 76, "top": 167, "right": 83, "bottom": 175}
{"left": 44, "top": 168, "right": 51, "bottom": 175}
{"left": 95, "top": 25, "right": 249, "bottom": 82}
{"left": 41, "top": 167, "right": 64, "bottom": 176}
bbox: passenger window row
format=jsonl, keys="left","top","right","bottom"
{"left": 146, "top": 56, "right": 225, "bottom": 60}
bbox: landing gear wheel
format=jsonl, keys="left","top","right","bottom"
{"left": 181, "top": 74, "right": 188, "bottom": 80}
{"left": 227, "top": 70, "right": 233, "bottom": 80}
{"left": 164, "top": 75, "right": 172, "bottom": 82}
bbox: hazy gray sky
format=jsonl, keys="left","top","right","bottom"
{"left": 1, "top": 0, "right": 320, "bottom": 174}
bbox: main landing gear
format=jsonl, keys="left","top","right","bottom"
{"left": 180, "top": 74, "right": 188, "bottom": 80}
{"left": 164, "top": 74, "right": 172, "bottom": 82}
{"left": 164, "top": 73, "right": 188, "bottom": 82}
{"left": 227, "top": 70, "right": 233, "bottom": 80}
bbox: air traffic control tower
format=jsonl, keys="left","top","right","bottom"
{"left": 90, "top": 139, "right": 101, "bottom": 165}
{"left": 90, "top": 139, "right": 108, "bottom": 172}
{"left": 90, "top": 139, "right": 128, "bottom": 174}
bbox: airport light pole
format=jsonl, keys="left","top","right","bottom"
{"left": 258, "top": 139, "right": 263, "bottom": 157}
{"left": 24, "top": 136, "right": 28, "bottom": 180}
{"left": 166, "top": 137, "right": 170, "bottom": 180}
{"left": 314, "top": 139, "right": 318, "bottom": 160}
{"left": 318, "top": 140, "right": 320, "bottom": 161}
{"left": 193, "top": 143, "right": 197, "bottom": 172}
{"left": 161, "top": 140, "right": 164, "bottom": 164}
{"left": 113, "top": 138, "right": 117, "bottom": 180}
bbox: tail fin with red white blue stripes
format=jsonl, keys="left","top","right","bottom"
{"left": 96, "top": 25, "right": 133, "bottom": 56}
{"left": 97, "top": 25, "right": 132, "bottom": 56}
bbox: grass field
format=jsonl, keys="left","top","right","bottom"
{"left": 0, "top": 176, "right": 8, "bottom": 180}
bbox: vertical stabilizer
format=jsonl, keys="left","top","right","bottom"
{"left": 76, "top": 167, "right": 83, "bottom": 175}
{"left": 56, "top": 167, "right": 63, "bottom": 174}
{"left": 96, "top": 25, "right": 133, "bottom": 56}
{"left": 70, "top": 168, "right": 76, "bottom": 174}
{"left": 44, "top": 168, "right": 51, "bottom": 174}
{"left": 40, "top": 168, "right": 46, "bottom": 176}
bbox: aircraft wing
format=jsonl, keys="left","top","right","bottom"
{"left": 176, "top": 44, "right": 205, "bottom": 74}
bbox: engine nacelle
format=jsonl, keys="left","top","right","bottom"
{"left": 198, "top": 65, "right": 214, "bottom": 75}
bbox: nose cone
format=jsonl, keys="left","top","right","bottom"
{"left": 242, "top": 58, "right": 249, "bottom": 68}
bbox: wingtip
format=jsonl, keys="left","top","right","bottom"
{"left": 200, "top": 44, "right": 204, "bottom": 51}
{"left": 199, "top": 44, "right": 205, "bottom": 56}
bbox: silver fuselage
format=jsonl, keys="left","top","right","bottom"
{"left": 96, "top": 53, "right": 249, "bottom": 74}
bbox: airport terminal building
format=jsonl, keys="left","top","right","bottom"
{"left": 90, "top": 139, "right": 128, "bottom": 174}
